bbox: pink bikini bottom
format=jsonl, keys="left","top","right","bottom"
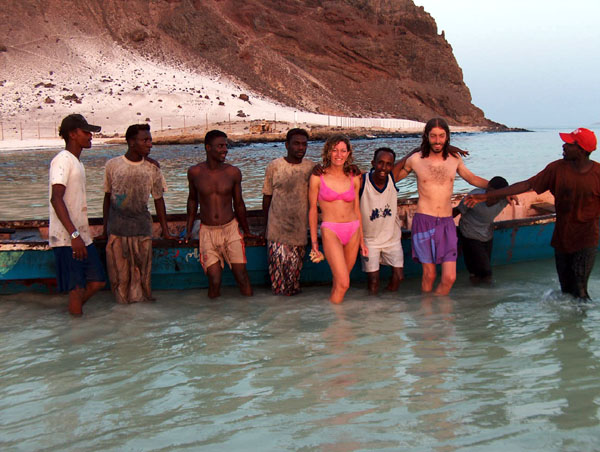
{"left": 321, "top": 220, "right": 360, "bottom": 246}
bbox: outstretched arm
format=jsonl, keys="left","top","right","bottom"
{"left": 457, "top": 157, "right": 488, "bottom": 189}
{"left": 465, "top": 179, "right": 534, "bottom": 207}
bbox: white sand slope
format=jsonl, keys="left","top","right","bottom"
{"left": 1, "top": 33, "right": 431, "bottom": 143}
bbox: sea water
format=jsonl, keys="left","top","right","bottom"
{"left": 1, "top": 130, "right": 600, "bottom": 450}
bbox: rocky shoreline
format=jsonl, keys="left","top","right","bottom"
{"left": 104, "top": 121, "right": 529, "bottom": 146}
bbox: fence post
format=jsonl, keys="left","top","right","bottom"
{"left": 205, "top": 113, "right": 208, "bottom": 131}
{"left": 20, "top": 122, "right": 23, "bottom": 140}
{"left": 0, "top": 122, "right": 3, "bottom": 141}
{"left": 183, "top": 115, "right": 186, "bottom": 133}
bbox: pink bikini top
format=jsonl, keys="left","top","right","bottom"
{"left": 318, "top": 175, "right": 355, "bottom": 202}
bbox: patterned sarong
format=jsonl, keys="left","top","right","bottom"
{"left": 267, "top": 241, "right": 306, "bottom": 295}
{"left": 106, "top": 235, "right": 153, "bottom": 303}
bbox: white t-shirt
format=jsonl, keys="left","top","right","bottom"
{"left": 48, "top": 150, "right": 92, "bottom": 247}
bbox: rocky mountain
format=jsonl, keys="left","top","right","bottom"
{"left": 0, "top": 0, "right": 500, "bottom": 127}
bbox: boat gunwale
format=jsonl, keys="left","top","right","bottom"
{"left": 0, "top": 213, "right": 557, "bottom": 250}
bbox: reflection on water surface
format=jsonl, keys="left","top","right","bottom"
{"left": 1, "top": 259, "right": 599, "bottom": 450}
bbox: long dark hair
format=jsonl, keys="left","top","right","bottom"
{"left": 419, "top": 117, "right": 455, "bottom": 160}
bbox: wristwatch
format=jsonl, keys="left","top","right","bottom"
{"left": 70, "top": 230, "right": 80, "bottom": 240}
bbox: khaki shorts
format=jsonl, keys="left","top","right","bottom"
{"left": 199, "top": 218, "right": 246, "bottom": 271}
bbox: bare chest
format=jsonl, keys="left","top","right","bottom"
{"left": 195, "top": 171, "right": 234, "bottom": 197}
{"left": 414, "top": 160, "right": 458, "bottom": 186}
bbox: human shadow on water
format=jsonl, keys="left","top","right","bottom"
{"left": 544, "top": 307, "right": 600, "bottom": 434}
{"left": 403, "top": 293, "right": 459, "bottom": 448}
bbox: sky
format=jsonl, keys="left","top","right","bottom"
{"left": 412, "top": 0, "right": 600, "bottom": 129}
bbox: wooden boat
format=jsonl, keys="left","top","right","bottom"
{"left": 0, "top": 192, "right": 559, "bottom": 294}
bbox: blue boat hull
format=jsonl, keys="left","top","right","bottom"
{"left": 0, "top": 217, "right": 558, "bottom": 294}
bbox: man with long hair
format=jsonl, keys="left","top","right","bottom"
{"left": 395, "top": 118, "right": 488, "bottom": 295}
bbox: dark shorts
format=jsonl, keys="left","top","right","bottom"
{"left": 458, "top": 229, "right": 493, "bottom": 278}
{"left": 554, "top": 247, "right": 597, "bottom": 299}
{"left": 411, "top": 213, "right": 457, "bottom": 264}
{"left": 53, "top": 245, "right": 106, "bottom": 293}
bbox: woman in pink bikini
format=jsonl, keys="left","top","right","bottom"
{"left": 308, "top": 135, "right": 368, "bottom": 303}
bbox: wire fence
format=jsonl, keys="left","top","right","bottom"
{"left": 0, "top": 112, "right": 425, "bottom": 140}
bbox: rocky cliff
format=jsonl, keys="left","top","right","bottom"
{"left": 0, "top": 0, "right": 499, "bottom": 127}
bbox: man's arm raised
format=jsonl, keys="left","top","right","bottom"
{"left": 391, "top": 149, "right": 419, "bottom": 181}
{"left": 392, "top": 150, "right": 417, "bottom": 181}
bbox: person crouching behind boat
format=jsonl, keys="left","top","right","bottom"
{"left": 466, "top": 128, "right": 600, "bottom": 300}
{"left": 262, "top": 128, "right": 316, "bottom": 295}
{"left": 101, "top": 124, "right": 177, "bottom": 304}
{"left": 359, "top": 147, "right": 405, "bottom": 294}
{"left": 49, "top": 114, "right": 106, "bottom": 315}
{"left": 308, "top": 135, "right": 368, "bottom": 303}
{"left": 185, "top": 130, "right": 258, "bottom": 299}
{"left": 453, "top": 176, "right": 510, "bottom": 285}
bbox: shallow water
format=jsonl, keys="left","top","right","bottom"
{"left": 0, "top": 129, "right": 568, "bottom": 220}
{"left": 1, "top": 259, "right": 600, "bottom": 450}
{"left": 2, "top": 130, "right": 600, "bottom": 449}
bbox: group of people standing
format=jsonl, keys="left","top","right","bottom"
{"left": 48, "top": 113, "right": 600, "bottom": 316}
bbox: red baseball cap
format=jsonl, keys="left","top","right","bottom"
{"left": 559, "top": 128, "right": 597, "bottom": 152}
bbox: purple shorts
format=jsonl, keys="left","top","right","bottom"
{"left": 411, "top": 213, "right": 457, "bottom": 264}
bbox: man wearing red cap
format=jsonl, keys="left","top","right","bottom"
{"left": 466, "top": 128, "right": 600, "bottom": 299}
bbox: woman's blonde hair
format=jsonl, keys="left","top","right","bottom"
{"left": 321, "top": 135, "right": 354, "bottom": 175}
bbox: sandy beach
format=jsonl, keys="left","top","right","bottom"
{"left": 1, "top": 34, "right": 489, "bottom": 151}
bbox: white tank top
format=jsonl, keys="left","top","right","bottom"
{"left": 359, "top": 171, "right": 401, "bottom": 248}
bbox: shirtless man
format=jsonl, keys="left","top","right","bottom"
{"left": 395, "top": 118, "right": 488, "bottom": 295}
{"left": 185, "top": 130, "right": 254, "bottom": 298}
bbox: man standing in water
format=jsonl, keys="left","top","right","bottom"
{"left": 185, "top": 130, "right": 254, "bottom": 298}
{"left": 102, "top": 123, "right": 177, "bottom": 304}
{"left": 360, "top": 147, "right": 404, "bottom": 294}
{"left": 49, "top": 114, "right": 106, "bottom": 315}
{"left": 262, "top": 128, "right": 315, "bottom": 295}
{"left": 466, "top": 128, "right": 600, "bottom": 300}
{"left": 394, "top": 117, "right": 488, "bottom": 295}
